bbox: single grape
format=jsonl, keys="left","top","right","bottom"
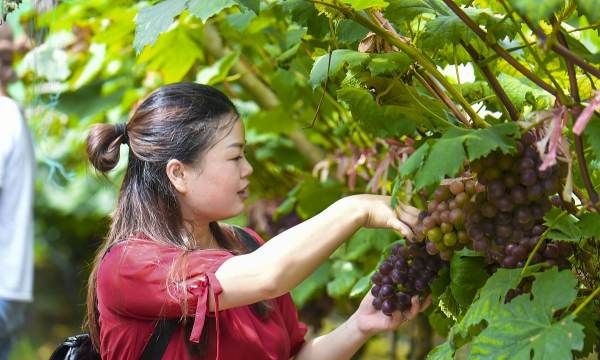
{"left": 449, "top": 181, "right": 465, "bottom": 195}
{"left": 426, "top": 227, "right": 443, "bottom": 243}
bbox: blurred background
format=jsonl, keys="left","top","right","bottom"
{"left": 1, "top": 0, "right": 436, "bottom": 358}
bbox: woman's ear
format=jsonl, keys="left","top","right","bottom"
{"left": 166, "top": 159, "right": 187, "bottom": 193}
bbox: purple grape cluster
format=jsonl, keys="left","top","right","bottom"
{"left": 466, "top": 133, "right": 570, "bottom": 268}
{"left": 370, "top": 243, "right": 447, "bottom": 316}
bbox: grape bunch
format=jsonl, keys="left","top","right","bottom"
{"left": 370, "top": 243, "right": 447, "bottom": 316}
{"left": 413, "top": 179, "right": 482, "bottom": 261}
{"left": 466, "top": 133, "right": 570, "bottom": 268}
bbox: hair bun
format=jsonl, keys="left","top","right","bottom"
{"left": 86, "top": 123, "right": 127, "bottom": 172}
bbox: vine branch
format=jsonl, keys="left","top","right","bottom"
{"left": 440, "top": 0, "right": 559, "bottom": 97}
{"left": 309, "top": 0, "right": 489, "bottom": 128}
{"left": 460, "top": 40, "right": 519, "bottom": 121}
{"left": 519, "top": 14, "right": 600, "bottom": 79}
{"left": 553, "top": 21, "right": 600, "bottom": 206}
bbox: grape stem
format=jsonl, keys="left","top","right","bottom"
{"left": 520, "top": 211, "right": 568, "bottom": 276}
{"left": 568, "top": 284, "right": 600, "bottom": 318}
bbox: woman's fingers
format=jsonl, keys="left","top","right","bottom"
{"left": 395, "top": 203, "right": 420, "bottom": 227}
{"left": 391, "top": 219, "right": 415, "bottom": 241}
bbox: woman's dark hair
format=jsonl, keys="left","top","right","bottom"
{"left": 84, "top": 82, "right": 269, "bottom": 354}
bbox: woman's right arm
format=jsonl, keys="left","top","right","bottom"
{"left": 213, "top": 195, "right": 418, "bottom": 311}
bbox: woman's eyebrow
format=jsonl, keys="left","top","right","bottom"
{"left": 227, "top": 142, "right": 245, "bottom": 148}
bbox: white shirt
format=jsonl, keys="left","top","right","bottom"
{"left": 0, "top": 96, "right": 34, "bottom": 302}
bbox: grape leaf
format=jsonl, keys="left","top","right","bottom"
{"left": 385, "top": 0, "right": 439, "bottom": 24}
{"left": 584, "top": 114, "right": 600, "bottom": 163}
{"left": 576, "top": 0, "right": 600, "bottom": 22}
{"left": 187, "top": 0, "right": 238, "bottom": 22}
{"left": 133, "top": 0, "right": 187, "bottom": 54}
{"left": 449, "top": 251, "right": 489, "bottom": 308}
{"left": 543, "top": 208, "right": 583, "bottom": 242}
{"left": 137, "top": 26, "right": 203, "bottom": 83}
{"left": 337, "top": 87, "right": 418, "bottom": 137}
{"left": 327, "top": 260, "right": 360, "bottom": 297}
{"left": 367, "top": 52, "right": 412, "bottom": 76}
{"left": 400, "top": 124, "right": 518, "bottom": 190}
{"left": 349, "top": 273, "right": 372, "bottom": 297}
{"left": 291, "top": 262, "right": 331, "bottom": 307}
{"left": 343, "top": 0, "right": 389, "bottom": 10}
{"left": 415, "top": 136, "right": 466, "bottom": 189}
{"left": 508, "top": 0, "right": 564, "bottom": 23}
{"left": 400, "top": 142, "right": 430, "bottom": 177}
{"left": 463, "top": 122, "right": 519, "bottom": 160}
{"left": 450, "top": 268, "right": 522, "bottom": 339}
{"left": 427, "top": 341, "right": 454, "bottom": 360}
{"left": 578, "top": 212, "right": 600, "bottom": 238}
{"left": 235, "top": 0, "right": 260, "bottom": 14}
{"left": 309, "top": 50, "right": 370, "bottom": 88}
{"left": 469, "top": 268, "right": 584, "bottom": 359}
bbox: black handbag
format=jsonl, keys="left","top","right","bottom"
{"left": 49, "top": 319, "right": 178, "bottom": 360}
{"left": 50, "top": 226, "right": 258, "bottom": 360}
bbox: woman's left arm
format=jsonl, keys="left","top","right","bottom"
{"left": 292, "top": 292, "right": 430, "bottom": 360}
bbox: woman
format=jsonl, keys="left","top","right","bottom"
{"left": 85, "top": 82, "right": 427, "bottom": 359}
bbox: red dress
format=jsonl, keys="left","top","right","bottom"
{"left": 96, "top": 229, "right": 307, "bottom": 360}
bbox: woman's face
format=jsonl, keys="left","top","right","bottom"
{"left": 176, "top": 118, "right": 253, "bottom": 222}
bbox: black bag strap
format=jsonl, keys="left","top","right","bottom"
{"left": 231, "top": 225, "right": 261, "bottom": 252}
{"left": 139, "top": 319, "right": 179, "bottom": 360}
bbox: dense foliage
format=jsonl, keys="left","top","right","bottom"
{"left": 7, "top": 0, "right": 600, "bottom": 358}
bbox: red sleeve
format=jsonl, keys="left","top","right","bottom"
{"left": 97, "top": 237, "right": 234, "bottom": 343}
{"left": 277, "top": 294, "right": 308, "bottom": 356}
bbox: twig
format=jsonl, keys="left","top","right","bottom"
{"left": 554, "top": 21, "right": 600, "bottom": 207}
{"left": 569, "top": 284, "right": 600, "bottom": 318}
{"left": 461, "top": 40, "right": 519, "bottom": 121}
{"left": 415, "top": 69, "right": 472, "bottom": 127}
{"left": 497, "top": 0, "right": 570, "bottom": 105}
{"left": 519, "top": 14, "right": 600, "bottom": 79}
{"left": 440, "top": 0, "right": 559, "bottom": 97}
{"left": 574, "top": 135, "right": 599, "bottom": 206}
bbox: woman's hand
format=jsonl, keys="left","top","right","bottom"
{"left": 345, "top": 195, "right": 420, "bottom": 240}
{"left": 351, "top": 291, "right": 431, "bottom": 337}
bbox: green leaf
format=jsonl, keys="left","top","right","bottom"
{"left": 296, "top": 180, "right": 344, "bottom": 219}
{"left": 427, "top": 341, "right": 454, "bottom": 360}
{"left": 235, "top": 0, "right": 260, "bottom": 14}
{"left": 291, "top": 262, "right": 331, "bottom": 307}
{"left": 415, "top": 136, "right": 466, "bottom": 189}
{"left": 576, "top": 0, "right": 600, "bottom": 22}
{"left": 450, "top": 251, "right": 489, "bottom": 308}
{"left": 578, "top": 212, "right": 600, "bottom": 238}
{"left": 133, "top": 0, "right": 187, "bottom": 53}
{"left": 385, "top": 0, "right": 439, "bottom": 24}
{"left": 336, "top": 19, "right": 369, "bottom": 44}
{"left": 246, "top": 107, "right": 298, "bottom": 134}
{"left": 71, "top": 43, "right": 106, "bottom": 89}
{"left": 498, "top": 73, "right": 554, "bottom": 110}
{"left": 343, "top": 0, "right": 389, "bottom": 10}
{"left": 327, "top": 260, "right": 360, "bottom": 297}
{"left": 508, "top": 0, "right": 564, "bottom": 22}
{"left": 463, "top": 123, "right": 519, "bottom": 160}
{"left": 400, "top": 124, "right": 518, "bottom": 190}
{"left": 349, "top": 273, "right": 372, "bottom": 298}
{"left": 187, "top": 0, "right": 238, "bottom": 22}
{"left": 196, "top": 50, "right": 240, "bottom": 85}
{"left": 543, "top": 208, "right": 583, "bottom": 242}
{"left": 451, "top": 268, "right": 522, "bottom": 339}
{"left": 469, "top": 268, "right": 584, "bottom": 359}
{"left": 137, "top": 25, "right": 203, "bottom": 83}
{"left": 400, "top": 142, "right": 430, "bottom": 177}
{"left": 584, "top": 114, "right": 600, "bottom": 163}
{"left": 344, "top": 228, "right": 375, "bottom": 260}
{"left": 367, "top": 52, "right": 412, "bottom": 76}
{"left": 309, "top": 50, "right": 370, "bottom": 88}
{"left": 337, "top": 87, "right": 417, "bottom": 137}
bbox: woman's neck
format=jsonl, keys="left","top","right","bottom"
{"left": 184, "top": 220, "right": 220, "bottom": 249}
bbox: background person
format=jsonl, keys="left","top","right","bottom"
{"left": 0, "top": 23, "right": 34, "bottom": 360}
